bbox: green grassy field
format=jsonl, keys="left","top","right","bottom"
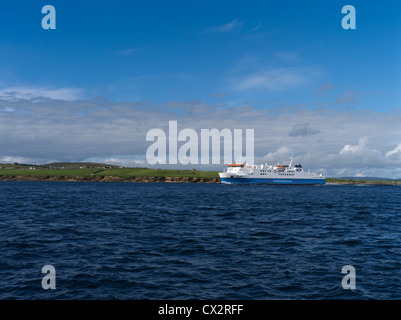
{"left": 1, "top": 165, "right": 400, "bottom": 184}
{"left": 0, "top": 167, "right": 220, "bottom": 179}
{"left": 0, "top": 168, "right": 100, "bottom": 177}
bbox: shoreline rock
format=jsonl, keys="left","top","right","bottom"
{"left": 0, "top": 175, "right": 220, "bottom": 183}
{"left": 326, "top": 181, "right": 401, "bottom": 186}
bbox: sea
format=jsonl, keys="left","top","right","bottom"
{"left": 1, "top": 181, "right": 401, "bottom": 300}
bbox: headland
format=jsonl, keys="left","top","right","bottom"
{"left": 0, "top": 162, "right": 400, "bottom": 185}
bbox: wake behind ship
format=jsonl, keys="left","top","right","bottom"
{"left": 219, "top": 159, "right": 325, "bottom": 184}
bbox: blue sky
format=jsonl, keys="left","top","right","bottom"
{"left": 1, "top": 1, "right": 401, "bottom": 177}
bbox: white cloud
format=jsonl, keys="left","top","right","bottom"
{"left": 0, "top": 156, "right": 57, "bottom": 165}
{"left": 294, "top": 138, "right": 401, "bottom": 177}
{"left": 263, "top": 146, "right": 293, "bottom": 162}
{"left": 230, "top": 67, "right": 311, "bottom": 92}
{"left": 1, "top": 156, "right": 31, "bottom": 164}
{"left": 101, "top": 157, "right": 147, "bottom": 167}
{"left": 1, "top": 96, "right": 401, "bottom": 177}
{"left": 0, "top": 86, "right": 83, "bottom": 101}
{"left": 337, "top": 137, "right": 383, "bottom": 166}
{"left": 258, "top": 139, "right": 399, "bottom": 178}
{"left": 385, "top": 144, "right": 401, "bottom": 159}
{"left": 200, "top": 19, "right": 245, "bottom": 34}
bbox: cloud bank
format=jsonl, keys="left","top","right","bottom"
{"left": 0, "top": 86, "right": 83, "bottom": 102}
{"left": 1, "top": 94, "right": 401, "bottom": 177}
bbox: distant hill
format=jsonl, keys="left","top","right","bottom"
{"left": 42, "top": 162, "right": 124, "bottom": 169}
{"left": 338, "top": 176, "right": 401, "bottom": 181}
{"left": 0, "top": 161, "right": 126, "bottom": 170}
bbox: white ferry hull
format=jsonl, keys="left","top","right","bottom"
{"left": 219, "top": 159, "right": 326, "bottom": 185}
{"left": 219, "top": 176, "right": 326, "bottom": 185}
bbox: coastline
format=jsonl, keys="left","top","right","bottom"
{"left": 0, "top": 175, "right": 220, "bottom": 183}
{"left": 325, "top": 180, "right": 401, "bottom": 186}
{"left": 0, "top": 175, "right": 400, "bottom": 185}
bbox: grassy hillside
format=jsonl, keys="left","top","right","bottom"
{"left": 0, "top": 168, "right": 100, "bottom": 177}
{"left": 43, "top": 162, "right": 122, "bottom": 169}
{"left": 0, "top": 163, "right": 400, "bottom": 184}
{"left": 0, "top": 167, "right": 219, "bottom": 179}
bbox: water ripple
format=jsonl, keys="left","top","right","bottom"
{"left": 1, "top": 182, "right": 401, "bottom": 299}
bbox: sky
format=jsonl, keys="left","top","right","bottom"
{"left": 0, "top": 0, "right": 401, "bottom": 177}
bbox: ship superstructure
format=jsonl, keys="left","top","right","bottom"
{"left": 219, "top": 159, "right": 325, "bottom": 184}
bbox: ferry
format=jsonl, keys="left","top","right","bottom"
{"left": 219, "top": 159, "right": 325, "bottom": 184}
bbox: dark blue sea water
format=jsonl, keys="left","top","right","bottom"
{"left": 1, "top": 181, "right": 401, "bottom": 300}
